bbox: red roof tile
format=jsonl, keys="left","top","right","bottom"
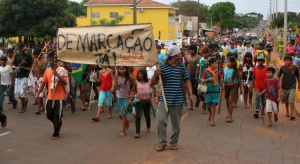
{"left": 85, "top": 0, "right": 173, "bottom": 8}
{"left": 136, "top": 0, "right": 171, "bottom": 8}
{"left": 85, "top": 0, "right": 132, "bottom": 5}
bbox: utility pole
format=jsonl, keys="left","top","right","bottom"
{"left": 273, "top": 0, "right": 275, "bottom": 19}
{"left": 211, "top": 18, "right": 212, "bottom": 29}
{"left": 197, "top": 0, "right": 200, "bottom": 41}
{"left": 133, "top": 0, "right": 137, "bottom": 24}
{"left": 283, "top": 0, "right": 287, "bottom": 55}
{"left": 90, "top": 0, "right": 93, "bottom": 26}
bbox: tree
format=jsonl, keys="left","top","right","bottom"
{"left": 207, "top": 2, "right": 236, "bottom": 31}
{"left": 171, "top": 0, "right": 208, "bottom": 22}
{"left": 0, "top": 0, "right": 77, "bottom": 41}
{"left": 270, "top": 13, "right": 284, "bottom": 29}
{"left": 67, "top": 0, "right": 88, "bottom": 17}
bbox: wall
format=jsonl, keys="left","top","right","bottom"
{"left": 76, "top": 6, "right": 176, "bottom": 40}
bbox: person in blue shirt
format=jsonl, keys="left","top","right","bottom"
{"left": 157, "top": 45, "right": 166, "bottom": 64}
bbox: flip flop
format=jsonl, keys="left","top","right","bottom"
{"left": 226, "top": 119, "right": 233, "bottom": 123}
{"left": 35, "top": 111, "right": 41, "bottom": 115}
{"left": 107, "top": 115, "right": 112, "bottom": 119}
{"left": 210, "top": 122, "right": 215, "bottom": 126}
{"left": 243, "top": 105, "right": 248, "bottom": 109}
{"left": 267, "top": 123, "right": 272, "bottom": 127}
{"left": 134, "top": 134, "right": 140, "bottom": 138}
{"left": 91, "top": 117, "right": 100, "bottom": 122}
{"left": 19, "top": 109, "right": 25, "bottom": 113}
{"left": 80, "top": 106, "right": 86, "bottom": 111}
{"left": 171, "top": 145, "right": 179, "bottom": 150}
{"left": 119, "top": 133, "right": 126, "bottom": 137}
{"left": 156, "top": 145, "right": 167, "bottom": 151}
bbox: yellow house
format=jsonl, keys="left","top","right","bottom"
{"left": 76, "top": 0, "right": 177, "bottom": 40}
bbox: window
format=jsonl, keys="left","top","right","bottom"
{"left": 110, "top": 12, "right": 118, "bottom": 18}
{"left": 168, "top": 13, "right": 175, "bottom": 25}
{"left": 92, "top": 13, "right": 100, "bottom": 18}
{"left": 125, "top": 12, "right": 130, "bottom": 16}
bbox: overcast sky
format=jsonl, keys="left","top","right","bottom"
{"left": 72, "top": 0, "right": 300, "bottom": 19}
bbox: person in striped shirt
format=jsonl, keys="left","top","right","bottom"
{"left": 151, "top": 45, "right": 194, "bottom": 151}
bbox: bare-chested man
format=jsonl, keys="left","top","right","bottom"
{"left": 184, "top": 44, "right": 200, "bottom": 110}
{"left": 32, "top": 48, "right": 47, "bottom": 114}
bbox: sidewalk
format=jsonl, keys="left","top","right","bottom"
{"left": 270, "top": 50, "right": 300, "bottom": 116}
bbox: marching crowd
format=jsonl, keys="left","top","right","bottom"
{"left": 0, "top": 34, "right": 300, "bottom": 152}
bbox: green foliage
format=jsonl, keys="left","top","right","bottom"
{"left": 0, "top": 0, "right": 77, "bottom": 39}
{"left": 270, "top": 12, "right": 300, "bottom": 29}
{"left": 171, "top": 0, "right": 208, "bottom": 22}
{"left": 96, "top": 16, "right": 125, "bottom": 25}
{"left": 67, "top": 0, "right": 88, "bottom": 17}
{"left": 207, "top": 2, "right": 235, "bottom": 30}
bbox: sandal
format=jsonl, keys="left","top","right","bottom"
{"left": 107, "top": 115, "right": 112, "bottom": 119}
{"left": 210, "top": 122, "right": 215, "bottom": 126}
{"left": 80, "top": 106, "right": 86, "bottom": 111}
{"left": 51, "top": 136, "right": 60, "bottom": 140}
{"left": 91, "top": 117, "right": 100, "bottom": 122}
{"left": 267, "top": 123, "right": 272, "bottom": 127}
{"left": 171, "top": 145, "right": 179, "bottom": 150}
{"left": 226, "top": 118, "right": 233, "bottom": 123}
{"left": 156, "top": 145, "right": 167, "bottom": 151}
{"left": 19, "top": 109, "right": 25, "bottom": 113}
{"left": 35, "top": 110, "right": 41, "bottom": 114}
{"left": 119, "top": 132, "right": 126, "bottom": 137}
{"left": 134, "top": 134, "right": 140, "bottom": 138}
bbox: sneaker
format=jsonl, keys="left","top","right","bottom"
{"left": 254, "top": 112, "right": 259, "bottom": 118}
{"left": 1, "top": 115, "right": 7, "bottom": 128}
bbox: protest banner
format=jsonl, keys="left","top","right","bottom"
{"left": 57, "top": 24, "right": 157, "bottom": 66}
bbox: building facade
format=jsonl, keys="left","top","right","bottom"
{"left": 76, "top": 0, "right": 177, "bottom": 40}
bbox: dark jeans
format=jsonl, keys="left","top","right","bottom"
{"left": 0, "top": 109, "right": 6, "bottom": 124}
{"left": 0, "top": 85, "right": 17, "bottom": 107}
{"left": 135, "top": 100, "right": 151, "bottom": 134}
{"left": 86, "top": 81, "right": 99, "bottom": 102}
{"left": 46, "top": 100, "right": 63, "bottom": 137}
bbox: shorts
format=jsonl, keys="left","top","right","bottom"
{"left": 241, "top": 80, "right": 253, "bottom": 87}
{"left": 224, "top": 85, "right": 237, "bottom": 99}
{"left": 14, "top": 77, "right": 27, "bottom": 98}
{"left": 282, "top": 89, "right": 295, "bottom": 103}
{"left": 98, "top": 91, "right": 113, "bottom": 107}
{"left": 205, "top": 102, "right": 218, "bottom": 107}
{"left": 33, "top": 77, "right": 45, "bottom": 98}
{"left": 266, "top": 99, "right": 278, "bottom": 113}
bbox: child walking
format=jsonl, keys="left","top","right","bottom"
{"left": 202, "top": 58, "right": 224, "bottom": 126}
{"left": 115, "top": 66, "right": 136, "bottom": 137}
{"left": 224, "top": 57, "right": 242, "bottom": 123}
{"left": 133, "top": 68, "right": 158, "bottom": 138}
{"left": 92, "top": 65, "right": 115, "bottom": 122}
{"left": 38, "top": 53, "right": 69, "bottom": 140}
{"left": 241, "top": 52, "right": 254, "bottom": 108}
{"left": 257, "top": 67, "right": 281, "bottom": 127}
{"left": 0, "top": 56, "right": 18, "bottom": 111}
{"left": 278, "top": 55, "right": 300, "bottom": 120}
{"left": 253, "top": 56, "right": 268, "bottom": 118}
{"left": 278, "top": 42, "right": 284, "bottom": 59}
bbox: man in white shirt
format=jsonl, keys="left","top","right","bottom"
{"left": 242, "top": 41, "right": 254, "bottom": 60}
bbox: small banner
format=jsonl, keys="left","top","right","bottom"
{"left": 57, "top": 24, "right": 157, "bottom": 66}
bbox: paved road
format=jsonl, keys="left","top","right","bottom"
{"left": 1, "top": 71, "right": 300, "bottom": 164}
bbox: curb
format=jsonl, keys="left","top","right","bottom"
{"left": 272, "top": 57, "right": 300, "bottom": 116}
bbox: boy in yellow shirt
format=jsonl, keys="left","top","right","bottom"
{"left": 278, "top": 42, "right": 284, "bottom": 59}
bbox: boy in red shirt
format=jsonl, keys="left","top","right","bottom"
{"left": 253, "top": 56, "right": 268, "bottom": 118}
{"left": 38, "top": 53, "right": 68, "bottom": 140}
{"left": 257, "top": 67, "right": 281, "bottom": 127}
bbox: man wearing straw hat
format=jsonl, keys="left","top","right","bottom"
{"left": 151, "top": 45, "right": 194, "bottom": 151}
{"left": 13, "top": 43, "right": 33, "bottom": 113}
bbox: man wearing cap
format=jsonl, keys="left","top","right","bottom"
{"left": 13, "top": 43, "right": 33, "bottom": 113}
{"left": 254, "top": 43, "right": 269, "bottom": 66}
{"left": 32, "top": 48, "right": 47, "bottom": 114}
{"left": 242, "top": 41, "right": 254, "bottom": 60}
{"left": 184, "top": 44, "right": 200, "bottom": 110}
{"left": 151, "top": 45, "right": 194, "bottom": 151}
{"left": 252, "top": 55, "right": 268, "bottom": 118}
{"left": 265, "top": 42, "right": 273, "bottom": 61}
